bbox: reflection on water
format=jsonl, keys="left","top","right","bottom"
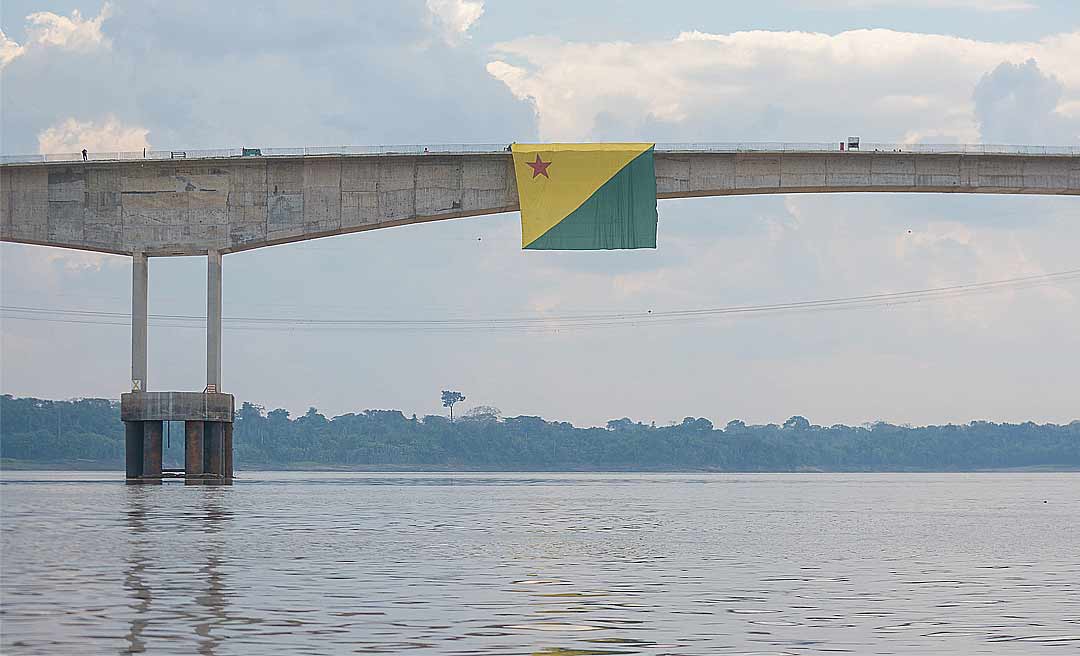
{"left": 122, "top": 488, "right": 150, "bottom": 654}
{"left": 193, "top": 491, "right": 230, "bottom": 656}
{"left": 120, "top": 486, "right": 232, "bottom": 655}
{"left": 1, "top": 472, "right": 1079, "bottom": 655}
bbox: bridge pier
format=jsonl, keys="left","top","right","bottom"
{"left": 122, "top": 393, "right": 234, "bottom": 483}
{"left": 122, "top": 251, "right": 234, "bottom": 484}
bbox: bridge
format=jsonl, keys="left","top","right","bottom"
{"left": 2, "top": 143, "right": 1077, "bottom": 256}
{"left": 2, "top": 142, "right": 1077, "bottom": 483}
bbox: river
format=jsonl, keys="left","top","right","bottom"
{"left": 1, "top": 472, "right": 1077, "bottom": 654}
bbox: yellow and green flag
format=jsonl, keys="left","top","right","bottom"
{"left": 511, "top": 143, "right": 657, "bottom": 250}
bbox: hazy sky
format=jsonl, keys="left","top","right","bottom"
{"left": 1, "top": 0, "right": 1078, "bottom": 427}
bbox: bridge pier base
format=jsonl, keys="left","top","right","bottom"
{"left": 142, "top": 421, "right": 163, "bottom": 482}
{"left": 185, "top": 420, "right": 204, "bottom": 481}
{"left": 122, "top": 392, "right": 234, "bottom": 484}
{"left": 125, "top": 421, "right": 144, "bottom": 480}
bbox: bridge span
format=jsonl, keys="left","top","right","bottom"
{"left": 2, "top": 143, "right": 1076, "bottom": 484}
{"left": 2, "top": 144, "right": 1077, "bottom": 257}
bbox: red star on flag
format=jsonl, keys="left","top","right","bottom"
{"left": 526, "top": 154, "right": 551, "bottom": 178}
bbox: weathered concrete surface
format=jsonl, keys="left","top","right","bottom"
{"left": 131, "top": 252, "right": 147, "bottom": 391}
{"left": 185, "top": 420, "right": 205, "bottom": 478}
{"left": 206, "top": 422, "right": 225, "bottom": 480}
{"left": 206, "top": 250, "right": 222, "bottom": 390}
{"left": 142, "top": 420, "right": 163, "bottom": 480}
{"left": 125, "top": 421, "right": 144, "bottom": 479}
{"left": 120, "top": 392, "right": 234, "bottom": 423}
{"left": 2, "top": 151, "right": 1077, "bottom": 256}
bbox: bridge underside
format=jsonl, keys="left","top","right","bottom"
{"left": 2, "top": 151, "right": 1077, "bottom": 256}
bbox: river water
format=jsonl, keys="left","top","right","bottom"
{"left": 1, "top": 472, "right": 1078, "bottom": 654}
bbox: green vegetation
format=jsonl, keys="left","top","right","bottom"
{"left": 1, "top": 395, "right": 1078, "bottom": 471}
{"left": 440, "top": 390, "right": 466, "bottom": 421}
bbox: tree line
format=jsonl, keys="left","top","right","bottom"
{"left": 1, "top": 394, "right": 1078, "bottom": 471}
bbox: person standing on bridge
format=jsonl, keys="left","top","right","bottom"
{"left": 81, "top": 148, "right": 87, "bottom": 162}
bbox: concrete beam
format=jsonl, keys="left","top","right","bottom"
{"left": 2, "top": 151, "right": 1077, "bottom": 256}
{"left": 121, "top": 392, "right": 234, "bottom": 423}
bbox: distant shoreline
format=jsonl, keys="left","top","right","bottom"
{"left": 4, "top": 396, "right": 1078, "bottom": 473}
{"left": 4, "top": 460, "right": 1079, "bottom": 474}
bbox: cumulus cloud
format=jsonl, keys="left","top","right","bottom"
{"left": 426, "top": 0, "right": 484, "bottom": 44}
{"left": 487, "top": 28, "right": 1080, "bottom": 143}
{"left": 26, "top": 2, "right": 113, "bottom": 50}
{"left": 0, "top": 2, "right": 112, "bottom": 69}
{"left": 0, "top": 30, "right": 25, "bottom": 69}
{"left": 974, "top": 59, "right": 1079, "bottom": 144}
{"left": 37, "top": 116, "right": 150, "bottom": 154}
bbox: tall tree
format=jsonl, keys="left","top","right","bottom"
{"left": 441, "top": 390, "right": 465, "bottom": 421}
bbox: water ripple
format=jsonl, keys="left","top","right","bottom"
{"left": 1, "top": 471, "right": 1078, "bottom": 654}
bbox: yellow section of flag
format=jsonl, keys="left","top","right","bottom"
{"left": 511, "top": 143, "right": 653, "bottom": 248}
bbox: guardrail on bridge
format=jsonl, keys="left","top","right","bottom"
{"left": 2, "top": 142, "right": 1078, "bottom": 165}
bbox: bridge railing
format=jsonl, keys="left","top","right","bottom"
{"left": 3, "top": 142, "right": 1078, "bottom": 165}
{"left": 654, "top": 142, "right": 1080, "bottom": 155}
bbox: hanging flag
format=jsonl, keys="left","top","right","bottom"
{"left": 511, "top": 143, "right": 657, "bottom": 250}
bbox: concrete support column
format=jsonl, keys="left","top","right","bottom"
{"left": 131, "top": 252, "right": 148, "bottom": 392}
{"left": 142, "top": 420, "right": 163, "bottom": 480}
{"left": 205, "top": 421, "right": 224, "bottom": 479}
{"left": 185, "top": 420, "right": 205, "bottom": 479}
{"left": 223, "top": 423, "right": 233, "bottom": 482}
{"left": 125, "top": 421, "right": 144, "bottom": 479}
{"left": 207, "top": 250, "right": 222, "bottom": 391}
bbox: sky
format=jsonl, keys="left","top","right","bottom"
{"left": 1, "top": 0, "right": 1078, "bottom": 428}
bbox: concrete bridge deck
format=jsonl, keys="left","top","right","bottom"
{"left": 2, "top": 144, "right": 1077, "bottom": 256}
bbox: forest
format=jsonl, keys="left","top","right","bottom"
{"left": 2, "top": 394, "right": 1078, "bottom": 471}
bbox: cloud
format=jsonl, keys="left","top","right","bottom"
{"left": 426, "top": 0, "right": 484, "bottom": 44}
{"left": 1, "top": 3, "right": 534, "bottom": 156}
{"left": 26, "top": 2, "right": 113, "bottom": 51}
{"left": 803, "top": 0, "right": 1036, "bottom": 10}
{"left": 0, "top": 30, "right": 25, "bottom": 69}
{"left": 487, "top": 29, "right": 1080, "bottom": 143}
{"left": 0, "top": 2, "right": 112, "bottom": 69}
{"left": 37, "top": 116, "right": 150, "bottom": 154}
{"left": 974, "top": 59, "right": 1079, "bottom": 144}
